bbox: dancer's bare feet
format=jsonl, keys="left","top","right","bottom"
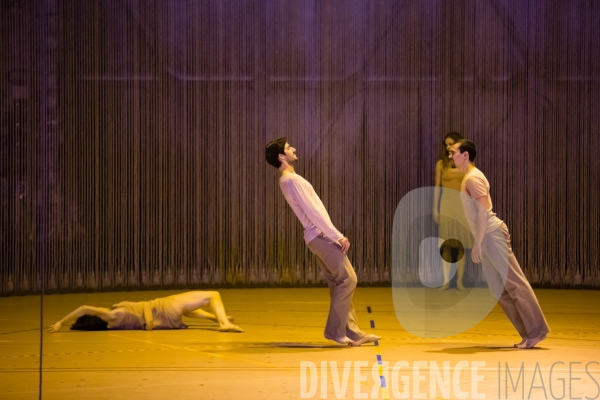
{"left": 351, "top": 334, "right": 382, "bottom": 347}
{"left": 457, "top": 283, "right": 466, "bottom": 291}
{"left": 516, "top": 334, "right": 546, "bottom": 349}
{"left": 219, "top": 323, "right": 244, "bottom": 333}
{"left": 325, "top": 336, "right": 355, "bottom": 345}
{"left": 513, "top": 338, "right": 526, "bottom": 348}
{"left": 438, "top": 283, "right": 449, "bottom": 291}
{"left": 209, "top": 315, "right": 235, "bottom": 324}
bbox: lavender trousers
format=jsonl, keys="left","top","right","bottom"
{"left": 307, "top": 234, "right": 366, "bottom": 341}
{"left": 481, "top": 222, "right": 550, "bottom": 340}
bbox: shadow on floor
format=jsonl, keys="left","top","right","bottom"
{"left": 216, "top": 341, "right": 353, "bottom": 354}
{"left": 426, "top": 345, "right": 549, "bottom": 354}
{"left": 267, "top": 342, "right": 349, "bottom": 348}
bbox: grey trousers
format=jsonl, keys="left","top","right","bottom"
{"left": 307, "top": 234, "right": 366, "bottom": 341}
{"left": 481, "top": 223, "right": 550, "bottom": 340}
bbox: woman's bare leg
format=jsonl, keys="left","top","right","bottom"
{"left": 183, "top": 309, "right": 235, "bottom": 323}
{"left": 167, "top": 291, "right": 243, "bottom": 332}
{"left": 206, "top": 292, "right": 243, "bottom": 332}
{"left": 457, "top": 256, "right": 466, "bottom": 290}
{"left": 439, "top": 247, "right": 452, "bottom": 290}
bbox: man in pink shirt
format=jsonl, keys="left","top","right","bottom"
{"left": 449, "top": 139, "right": 550, "bottom": 349}
{"left": 265, "top": 137, "right": 379, "bottom": 346}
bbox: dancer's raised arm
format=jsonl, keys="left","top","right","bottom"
{"left": 49, "top": 306, "right": 113, "bottom": 333}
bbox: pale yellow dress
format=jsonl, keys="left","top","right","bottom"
{"left": 110, "top": 299, "right": 188, "bottom": 330}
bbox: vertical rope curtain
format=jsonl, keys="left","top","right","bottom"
{"left": 1, "top": 0, "right": 599, "bottom": 294}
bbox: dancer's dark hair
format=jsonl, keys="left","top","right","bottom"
{"left": 265, "top": 137, "right": 287, "bottom": 168}
{"left": 440, "top": 132, "right": 463, "bottom": 168}
{"left": 70, "top": 315, "right": 109, "bottom": 331}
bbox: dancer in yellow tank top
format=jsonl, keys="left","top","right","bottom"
{"left": 433, "top": 132, "right": 473, "bottom": 290}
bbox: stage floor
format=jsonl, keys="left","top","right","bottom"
{"left": 1, "top": 288, "right": 599, "bottom": 400}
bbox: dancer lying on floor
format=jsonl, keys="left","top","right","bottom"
{"left": 48, "top": 291, "right": 243, "bottom": 333}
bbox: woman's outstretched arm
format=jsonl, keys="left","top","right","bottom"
{"left": 48, "top": 306, "right": 112, "bottom": 332}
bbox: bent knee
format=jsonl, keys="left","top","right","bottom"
{"left": 207, "top": 291, "right": 221, "bottom": 299}
{"left": 341, "top": 274, "right": 357, "bottom": 287}
{"left": 190, "top": 290, "right": 219, "bottom": 298}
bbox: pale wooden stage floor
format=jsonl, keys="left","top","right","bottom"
{"left": 1, "top": 288, "right": 599, "bottom": 400}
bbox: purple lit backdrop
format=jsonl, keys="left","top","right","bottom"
{"left": 1, "top": 0, "right": 599, "bottom": 293}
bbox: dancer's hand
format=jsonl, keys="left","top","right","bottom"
{"left": 471, "top": 242, "right": 482, "bottom": 264}
{"left": 48, "top": 321, "right": 62, "bottom": 333}
{"left": 339, "top": 237, "right": 350, "bottom": 254}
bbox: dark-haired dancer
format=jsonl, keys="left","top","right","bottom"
{"left": 449, "top": 140, "right": 549, "bottom": 349}
{"left": 265, "top": 137, "right": 379, "bottom": 346}
{"left": 48, "top": 291, "right": 243, "bottom": 332}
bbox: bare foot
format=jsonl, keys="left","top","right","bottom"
{"left": 513, "top": 338, "right": 526, "bottom": 348}
{"left": 219, "top": 324, "right": 244, "bottom": 333}
{"left": 325, "top": 336, "right": 355, "bottom": 345}
{"left": 438, "top": 283, "right": 449, "bottom": 291}
{"left": 352, "top": 334, "right": 382, "bottom": 347}
{"left": 516, "top": 334, "right": 546, "bottom": 349}
{"left": 457, "top": 283, "right": 466, "bottom": 291}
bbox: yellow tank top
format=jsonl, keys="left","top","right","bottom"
{"left": 440, "top": 166, "right": 465, "bottom": 192}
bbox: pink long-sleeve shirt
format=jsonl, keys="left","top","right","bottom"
{"left": 279, "top": 173, "right": 344, "bottom": 244}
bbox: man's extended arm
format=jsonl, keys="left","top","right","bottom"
{"left": 471, "top": 197, "right": 489, "bottom": 263}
